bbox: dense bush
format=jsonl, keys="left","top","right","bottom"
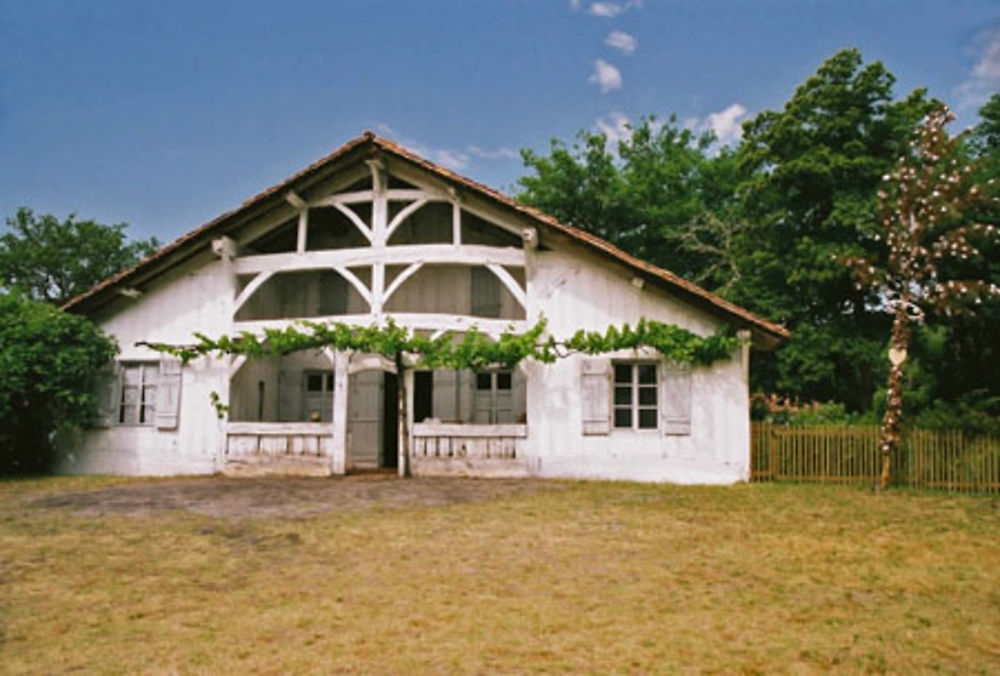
{"left": 0, "top": 293, "right": 116, "bottom": 473}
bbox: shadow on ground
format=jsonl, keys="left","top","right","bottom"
{"left": 30, "top": 475, "right": 560, "bottom": 518}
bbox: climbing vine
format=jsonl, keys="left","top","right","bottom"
{"left": 142, "top": 316, "right": 740, "bottom": 370}
{"left": 141, "top": 317, "right": 742, "bottom": 418}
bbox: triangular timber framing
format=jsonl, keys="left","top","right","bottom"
{"left": 63, "top": 131, "right": 788, "bottom": 348}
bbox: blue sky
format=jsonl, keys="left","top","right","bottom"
{"left": 2, "top": 0, "right": 1000, "bottom": 243}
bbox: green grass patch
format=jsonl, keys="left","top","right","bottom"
{"left": 2, "top": 477, "right": 999, "bottom": 673}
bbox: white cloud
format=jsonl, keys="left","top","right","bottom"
{"left": 703, "top": 103, "right": 748, "bottom": 146}
{"left": 589, "top": 59, "right": 622, "bottom": 93}
{"left": 595, "top": 111, "right": 632, "bottom": 145}
{"left": 569, "top": 0, "right": 582, "bottom": 11}
{"left": 466, "top": 145, "right": 519, "bottom": 160}
{"left": 687, "top": 103, "right": 748, "bottom": 148}
{"left": 586, "top": 0, "right": 641, "bottom": 17}
{"left": 605, "top": 29, "right": 636, "bottom": 54}
{"left": 352, "top": 127, "right": 518, "bottom": 170}
{"left": 431, "top": 149, "right": 469, "bottom": 170}
{"left": 589, "top": 2, "right": 622, "bottom": 17}
{"left": 955, "top": 24, "right": 1000, "bottom": 111}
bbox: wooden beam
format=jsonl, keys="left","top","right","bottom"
{"left": 227, "top": 421, "right": 334, "bottom": 435}
{"left": 331, "top": 202, "right": 373, "bottom": 243}
{"left": 233, "top": 313, "right": 528, "bottom": 337}
{"left": 631, "top": 276, "right": 645, "bottom": 290}
{"left": 285, "top": 191, "right": 307, "bottom": 210}
{"left": 228, "top": 355, "right": 248, "bottom": 378}
{"left": 521, "top": 227, "right": 538, "bottom": 250}
{"left": 296, "top": 210, "right": 308, "bottom": 254}
{"left": 233, "top": 244, "right": 526, "bottom": 275}
{"left": 330, "top": 351, "right": 350, "bottom": 475}
{"left": 331, "top": 265, "right": 374, "bottom": 307}
{"left": 211, "top": 236, "right": 238, "bottom": 260}
{"left": 315, "top": 190, "right": 375, "bottom": 206}
{"left": 366, "top": 158, "right": 387, "bottom": 194}
{"left": 348, "top": 353, "right": 397, "bottom": 375}
{"left": 385, "top": 197, "right": 429, "bottom": 242}
{"left": 232, "top": 270, "right": 276, "bottom": 314}
{"left": 486, "top": 263, "right": 527, "bottom": 310}
{"left": 382, "top": 261, "right": 424, "bottom": 304}
{"left": 412, "top": 422, "right": 527, "bottom": 438}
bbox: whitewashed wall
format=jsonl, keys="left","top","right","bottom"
{"left": 54, "top": 253, "right": 234, "bottom": 475}
{"left": 522, "top": 247, "right": 750, "bottom": 484}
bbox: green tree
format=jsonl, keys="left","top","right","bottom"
{"left": 0, "top": 208, "right": 159, "bottom": 306}
{"left": 517, "top": 117, "right": 745, "bottom": 283}
{"left": 735, "top": 48, "right": 935, "bottom": 409}
{"left": 969, "top": 92, "right": 1000, "bottom": 156}
{"left": 0, "top": 293, "right": 117, "bottom": 473}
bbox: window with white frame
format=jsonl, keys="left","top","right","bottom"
{"left": 473, "top": 370, "right": 514, "bottom": 424}
{"left": 118, "top": 362, "right": 158, "bottom": 425}
{"left": 613, "top": 362, "right": 658, "bottom": 430}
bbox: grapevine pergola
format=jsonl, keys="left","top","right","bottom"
{"left": 143, "top": 317, "right": 742, "bottom": 473}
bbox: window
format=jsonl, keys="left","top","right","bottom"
{"left": 118, "top": 363, "right": 158, "bottom": 425}
{"left": 303, "top": 370, "right": 334, "bottom": 422}
{"left": 613, "top": 363, "right": 658, "bottom": 430}
{"left": 473, "top": 370, "right": 514, "bottom": 424}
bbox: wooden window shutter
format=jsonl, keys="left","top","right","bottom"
{"left": 155, "top": 359, "right": 183, "bottom": 430}
{"left": 661, "top": 361, "right": 692, "bottom": 436}
{"left": 91, "top": 363, "right": 119, "bottom": 428}
{"left": 580, "top": 359, "right": 611, "bottom": 435}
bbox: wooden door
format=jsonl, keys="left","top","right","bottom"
{"left": 348, "top": 370, "right": 383, "bottom": 468}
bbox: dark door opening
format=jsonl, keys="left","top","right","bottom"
{"left": 413, "top": 370, "right": 433, "bottom": 423}
{"left": 381, "top": 371, "right": 399, "bottom": 469}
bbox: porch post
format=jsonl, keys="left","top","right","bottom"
{"left": 214, "top": 240, "right": 238, "bottom": 473}
{"left": 398, "top": 361, "right": 414, "bottom": 477}
{"left": 330, "top": 351, "right": 350, "bottom": 475}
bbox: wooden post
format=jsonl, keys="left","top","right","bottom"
{"left": 330, "top": 351, "right": 350, "bottom": 475}
{"left": 396, "top": 353, "right": 411, "bottom": 478}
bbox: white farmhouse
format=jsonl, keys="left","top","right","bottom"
{"left": 58, "top": 133, "right": 787, "bottom": 483}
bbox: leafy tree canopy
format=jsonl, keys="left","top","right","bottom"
{"left": 731, "top": 49, "right": 936, "bottom": 409}
{"left": 0, "top": 292, "right": 117, "bottom": 473}
{"left": 517, "top": 116, "right": 744, "bottom": 284}
{"left": 0, "top": 208, "right": 159, "bottom": 306}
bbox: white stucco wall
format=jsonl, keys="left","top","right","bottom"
{"left": 55, "top": 254, "right": 234, "bottom": 475}
{"left": 522, "top": 247, "right": 750, "bottom": 484}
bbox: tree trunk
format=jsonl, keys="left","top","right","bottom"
{"left": 877, "top": 300, "right": 910, "bottom": 491}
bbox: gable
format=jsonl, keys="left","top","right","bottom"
{"left": 63, "top": 132, "right": 788, "bottom": 347}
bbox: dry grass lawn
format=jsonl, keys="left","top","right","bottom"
{"left": 2, "top": 475, "right": 1000, "bottom": 674}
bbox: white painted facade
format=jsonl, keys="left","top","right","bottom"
{"left": 57, "top": 135, "right": 782, "bottom": 484}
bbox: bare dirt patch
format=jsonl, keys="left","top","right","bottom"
{"left": 30, "top": 474, "right": 558, "bottom": 518}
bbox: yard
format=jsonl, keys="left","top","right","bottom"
{"left": 2, "top": 476, "right": 999, "bottom": 673}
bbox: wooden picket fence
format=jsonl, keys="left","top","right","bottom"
{"left": 751, "top": 423, "right": 1000, "bottom": 494}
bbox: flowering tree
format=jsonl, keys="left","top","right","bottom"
{"left": 845, "top": 106, "right": 1000, "bottom": 490}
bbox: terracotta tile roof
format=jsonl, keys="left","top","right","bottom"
{"left": 63, "top": 132, "right": 789, "bottom": 344}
